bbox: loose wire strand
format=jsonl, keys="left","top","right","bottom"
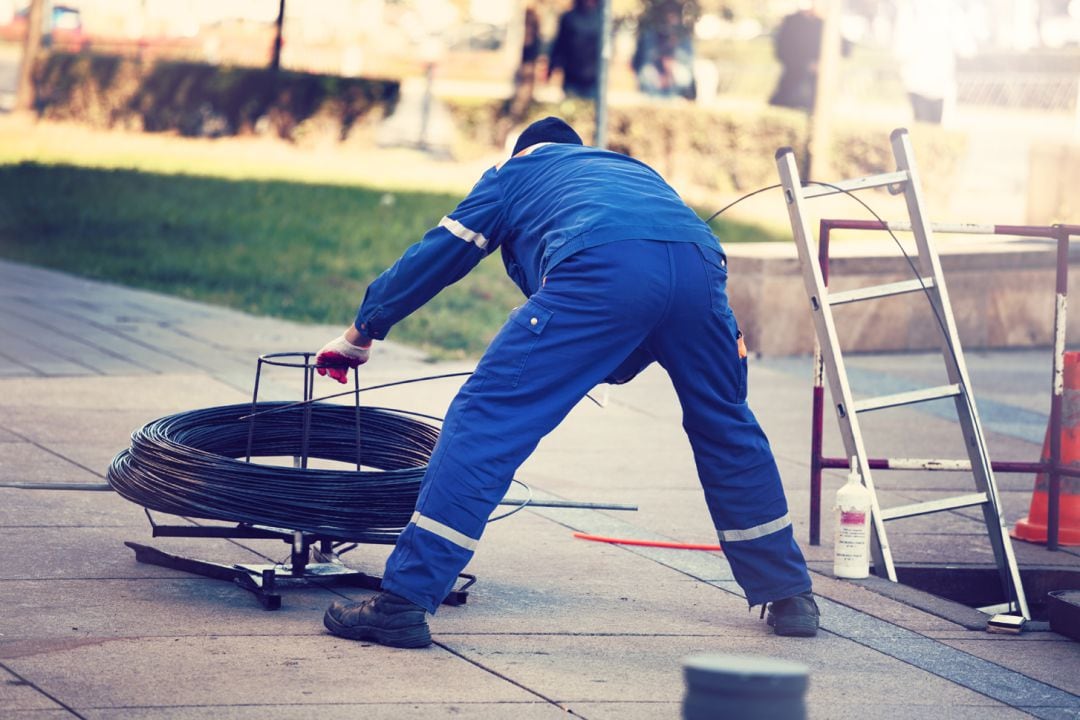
{"left": 488, "top": 478, "right": 534, "bottom": 522}
{"left": 704, "top": 183, "right": 782, "bottom": 225}
{"left": 240, "top": 371, "right": 606, "bottom": 422}
{"left": 238, "top": 371, "right": 474, "bottom": 421}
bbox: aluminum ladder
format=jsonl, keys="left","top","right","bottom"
{"left": 775, "top": 128, "right": 1030, "bottom": 619}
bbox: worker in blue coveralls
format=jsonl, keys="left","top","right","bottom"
{"left": 315, "top": 116, "right": 818, "bottom": 648}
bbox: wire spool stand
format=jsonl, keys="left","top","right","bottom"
{"left": 119, "top": 352, "right": 474, "bottom": 610}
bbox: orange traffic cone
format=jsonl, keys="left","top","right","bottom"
{"left": 1012, "top": 352, "right": 1080, "bottom": 546}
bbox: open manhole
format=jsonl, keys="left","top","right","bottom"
{"left": 858, "top": 565, "right": 1080, "bottom": 635}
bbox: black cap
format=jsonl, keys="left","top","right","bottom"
{"left": 511, "top": 116, "right": 584, "bottom": 157}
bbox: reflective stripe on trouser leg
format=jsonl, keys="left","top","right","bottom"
{"left": 648, "top": 243, "right": 812, "bottom": 606}
{"left": 411, "top": 512, "right": 479, "bottom": 551}
{"left": 717, "top": 513, "right": 792, "bottom": 543}
{"left": 714, "top": 506, "right": 811, "bottom": 606}
{"left": 382, "top": 241, "right": 675, "bottom": 613}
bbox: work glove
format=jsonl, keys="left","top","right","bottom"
{"left": 315, "top": 334, "right": 371, "bottom": 384}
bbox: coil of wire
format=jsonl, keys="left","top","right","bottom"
{"left": 107, "top": 402, "right": 439, "bottom": 543}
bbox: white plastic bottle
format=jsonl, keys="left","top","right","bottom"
{"left": 833, "top": 456, "right": 872, "bottom": 579}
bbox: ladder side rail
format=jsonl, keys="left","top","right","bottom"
{"left": 891, "top": 130, "right": 995, "bottom": 495}
{"left": 775, "top": 147, "right": 897, "bottom": 581}
{"left": 890, "top": 129, "right": 1030, "bottom": 618}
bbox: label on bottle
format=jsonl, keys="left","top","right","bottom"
{"left": 840, "top": 510, "right": 866, "bottom": 525}
{"left": 834, "top": 506, "right": 870, "bottom": 578}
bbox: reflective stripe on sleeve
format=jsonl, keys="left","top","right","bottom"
{"left": 411, "top": 511, "right": 479, "bottom": 551}
{"left": 716, "top": 513, "right": 792, "bottom": 543}
{"left": 439, "top": 216, "right": 490, "bottom": 250}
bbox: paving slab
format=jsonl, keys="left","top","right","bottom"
{"left": 1, "top": 406, "right": 173, "bottom": 451}
{"left": 0, "top": 665, "right": 66, "bottom": 712}
{"left": 0, "top": 487, "right": 140, "bottom": 527}
{"left": 0, "top": 579, "right": 335, "bottom": 645}
{"left": 381, "top": 512, "right": 751, "bottom": 637}
{"left": 0, "top": 326, "right": 95, "bottom": 376}
{"left": 2, "top": 300, "right": 156, "bottom": 376}
{"left": 0, "top": 374, "right": 247, "bottom": 411}
{"left": 934, "top": 635, "right": 1080, "bottom": 696}
{"left": 1, "top": 441, "right": 105, "bottom": 485}
{"left": 0, "top": 350, "right": 39, "bottom": 376}
{"left": 82, "top": 704, "right": 570, "bottom": 719}
{"left": 568, "top": 701, "right": 1034, "bottom": 720}
{"left": 4, "top": 636, "right": 544, "bottom": 709}
{"left": 438, "top": 634, "right": 1030, "bottom": 714}
{"left": 0, "top": 525, "right": 280, "bottom": 581}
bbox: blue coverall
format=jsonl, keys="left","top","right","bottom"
{"left": 354, "top": 143, "right": 812, "bottom": 612}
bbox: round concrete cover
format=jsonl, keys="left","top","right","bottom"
{"left": 683, "top": 653, "right": 809, "bottom": 693}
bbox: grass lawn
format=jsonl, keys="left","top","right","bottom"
{"left": 0, "top": 130, "right": 785, "bottom": 357}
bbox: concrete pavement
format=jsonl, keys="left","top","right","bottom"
{"left": 1, "top": 258, "right": 1078, "bottom": 719}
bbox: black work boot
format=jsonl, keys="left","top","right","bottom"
{"left": 323, "top": 592, "right": 432, "bottom": 648}
{"left": 764, "top": 591, "right": 819, "bottom": 637}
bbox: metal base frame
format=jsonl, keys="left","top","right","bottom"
{"left": 126, "top": 516, "right": 474, "bottom": 611}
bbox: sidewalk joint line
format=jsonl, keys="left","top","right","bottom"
{"left": 435, "top": 642, "right": 589, "bottom": 718}
{"left": 0, "top": 661, "right": 88, "bottom": 719}
{"left": 0, "top": 425, "right": 106, "bottom": 479}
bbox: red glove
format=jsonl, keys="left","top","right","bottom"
{"left": 316, "top": 334, "right": 371, "bottom": 383}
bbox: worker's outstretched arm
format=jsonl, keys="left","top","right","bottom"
{"left": 317, "top": 167, "right": 504, "bottom": 382}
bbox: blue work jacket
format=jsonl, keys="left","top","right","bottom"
{"left": 353, "top": 143, "right": 723, "bottom": 341}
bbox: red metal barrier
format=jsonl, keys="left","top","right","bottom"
{"left": 808, "top": 220, "right": 1080, "bottom": 550}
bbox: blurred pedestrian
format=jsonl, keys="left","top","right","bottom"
{"left": 769, "top": 1, "right": 823, "bottom": 112}
{"left": 632, "top": 1, "right": 696, "bottom": 100}
{"left": 508, "top": 5, "right": 542, "bottom": 119}
{"left": 547, "top": 0, "right": 603, "bottom": 100}
{"left": 893, "top": 0, "right": 974, "bottom": 125}
{"left": 315, "top": 116, "right": 819, "bottom": 649}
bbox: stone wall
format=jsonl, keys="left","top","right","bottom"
{"left": 1028, "top": 142, "right": 1080, "bottom": 226}
{"left": 726, "top": 236, "right": 1080, "bottom": 356}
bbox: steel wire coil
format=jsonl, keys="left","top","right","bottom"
{"left": 107, "top": 402, "right": 440, "bottom": 542}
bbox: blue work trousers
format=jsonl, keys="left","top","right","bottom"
{"left": 382, "top": 239, "right": 811, "bottom": 612}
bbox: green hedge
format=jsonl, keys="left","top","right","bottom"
{"left": 32, "top": 52, "right": 965, "bottom": 201}
{"left": 34, "top": 53, "right": 400, "bottom": 140}
{"left": 447, "top": 98, "right": 967, "bottom": 199}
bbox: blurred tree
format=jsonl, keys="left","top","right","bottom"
{"left": 637, "top": 0, "right": 701, "bottom": 28}
{"left": 510, "top": 5, "right": 542, "bottom": 118}
{"left": 15, "top": 0, "right": 44, "bottom": 113}
{"left": 632, "top": 0, "right": 697, "bottom": 98}
{"left": 271, "top": 0, "right": 285, "bottom": 72}
{"left": 808, "top": 0, "right": 842, "bottom": 179}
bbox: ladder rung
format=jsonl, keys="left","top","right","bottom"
{"left": 880, "top": 493, "right": 989, "bottom": 521}
{"left": 851, "top": 384, "right": 962, "bottom": 413}
{"left": 802, "top": 171, "right": 910, "bottom": 199}
{"left": 828, "top": 277, "right": 935, "bottom": 306}
{"left": 876, "top": 458, "right": 974, "bottom": 471}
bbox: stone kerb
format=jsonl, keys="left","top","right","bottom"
{"left": 726, "top": 237, "right": 1080, "bottom": 356}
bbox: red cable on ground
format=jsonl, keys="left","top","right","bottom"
{"left": 572, "top": 532, "right": 723, "bottom": 552}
